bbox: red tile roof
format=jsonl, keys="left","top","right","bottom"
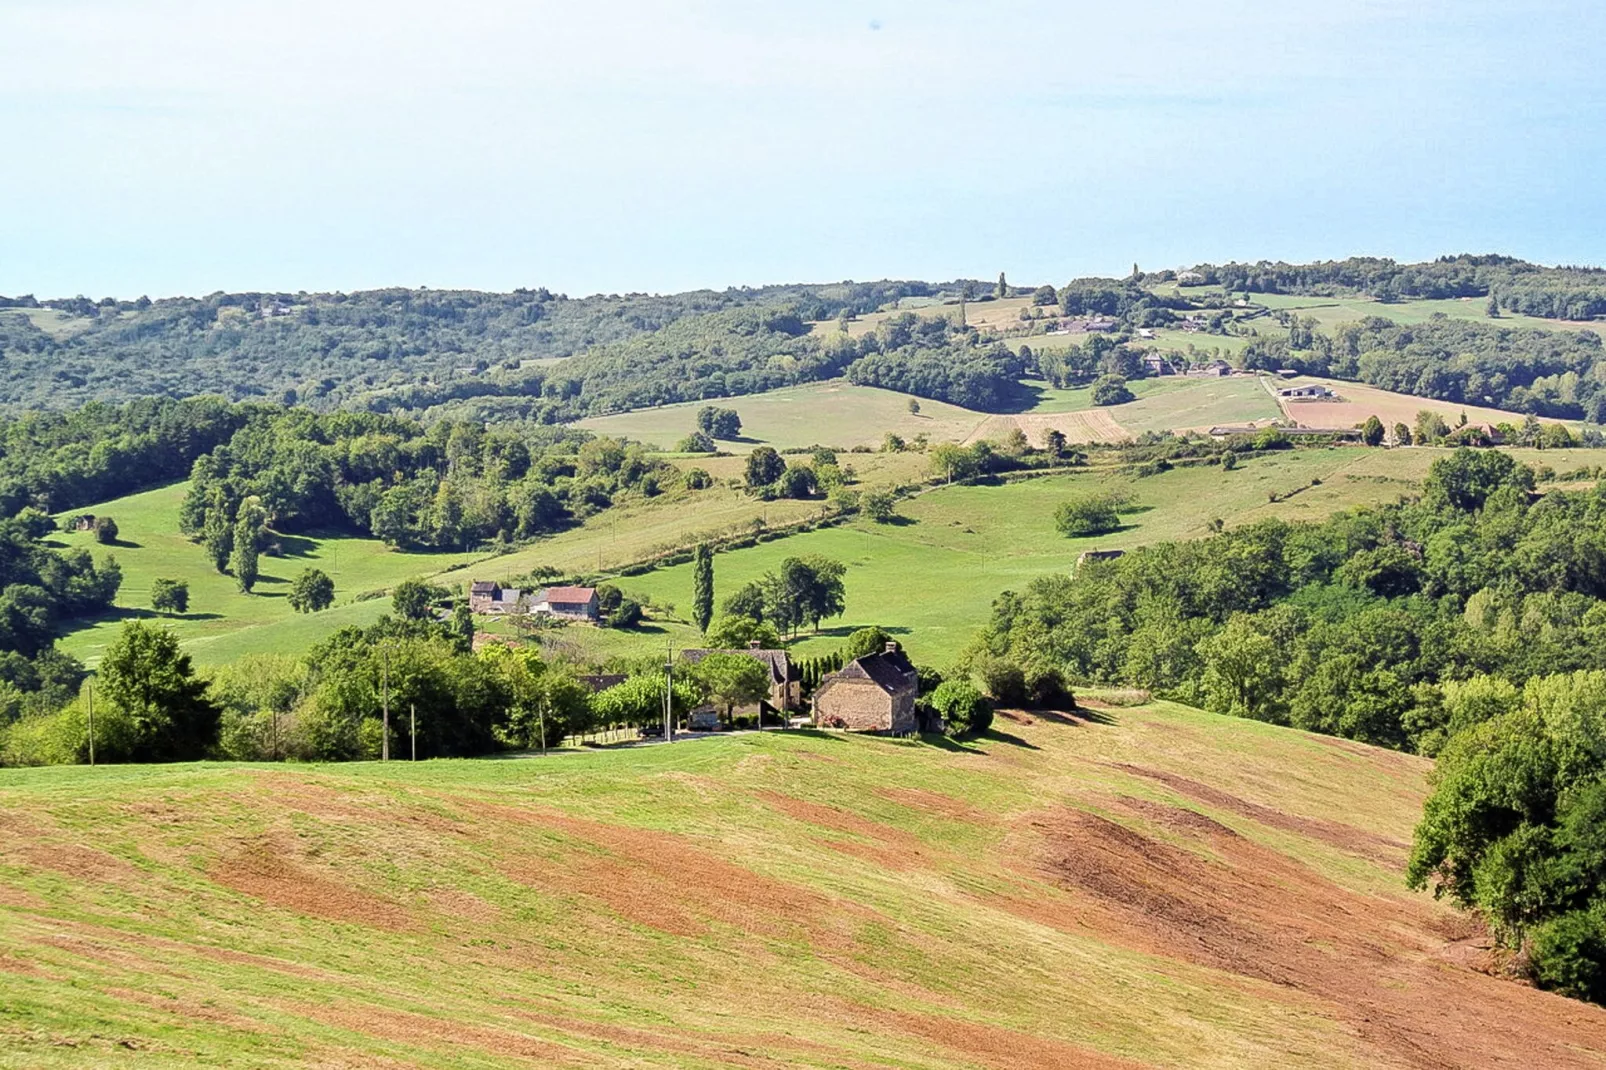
{"left": 539, "top": 586, "right": 596, "bottom": 604}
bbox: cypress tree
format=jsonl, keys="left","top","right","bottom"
{"left": 692, "top": 543, "right": 714, "bottom": 633}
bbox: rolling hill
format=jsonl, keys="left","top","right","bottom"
{"left": 2, "top": 701, "right": 1602, "bottom": 1067}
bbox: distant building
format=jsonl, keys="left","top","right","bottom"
{"left": 533, "top": 586, "right": 599, "bottom": 622}
{"left": 578, "top": 673, "right": 628, "bottom": 694}
{"left": 1076, "top": 549, "right": 1126, "bottom": 570}
{"left": 70, "top": 514, "right": 96, "bottom": 532}
{"left": 679, "top": 641, "right": 798, "bottom": 714}
{"left": 1278, "top": 384, "right": 1333, "bottom": 399}
{"left": 1177, "top": 270, "right": 1206, "bottom": 285}
{"left": 813, "top": 642, "right": 920, "bottom": 734}
{"left": 469, "top": 582, "right": 526, "bottom": 615}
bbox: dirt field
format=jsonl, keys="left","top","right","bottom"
{"left": 1280, "top": 377, "right": 1560, "bottom": 431}
{"left": 967, "top": 408, "right": 1131, "bottom": 446}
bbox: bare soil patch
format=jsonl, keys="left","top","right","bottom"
{"left": 1024, "top": 803, "right": 1606, "bottom": 1068}
{"left": 1111, "top": 763, "right": 1409, "bottom": 865}
{"left": 859, "top": 1005, "right": 1145, "bottom": 1070}
{"left": 211, "top": 836, "right": 413, "bottom": 931}
{"left": 291, "top": 1001, "right": 587, "bottom": 1066}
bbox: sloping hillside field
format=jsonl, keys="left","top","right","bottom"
{"left": 3, "top": 703, "right": 1603, "bottom": 1067}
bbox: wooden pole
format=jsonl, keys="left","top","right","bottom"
{"left": 410, "top": 702, "right": 416, "bottom": 762}
{"left": 86, "top": 680, "right": 94, "bottom": 767}
{"left": 381, "top": 645, "right": 391, "bottom": 762}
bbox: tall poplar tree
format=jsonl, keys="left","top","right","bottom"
{"left": 692, "top": 543, "right": 715, "bottom": 634}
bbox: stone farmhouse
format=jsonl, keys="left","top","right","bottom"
{"left": 679, "top": 641, "right": 798, "bottom": 716}
{"left": 813, "top": 642, "right": 920, "bottom": 734}
{"left": 468, "top": 581, "right": 525, "bottom": 615}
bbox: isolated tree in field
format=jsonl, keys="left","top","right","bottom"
{"left": 745, "top": 446, "right": 786, "bottom": 488}
{"left": 150, "top": 578, "right": 189, "bottom": 615}
{"left": 690, "top": 652, "right": 771, "bottom": 720}
{"left": 692, "top": 544, "right": 715, "bottom": 633}
{"left": 99, "top": 621, "right": 221, "bottom": 762}
{"left": 697, "top": 406, "right": 742, "bottom": 439}
{"left": 1032, "top": 284, "right": 1058, "bottom": 306}
{"left": 1091, "top": 374, "right": 1135, "bottom": 406}
{"left": 1044, "top": 429, "right": 1067, "bottom": 457}
{"left": 882, "top": 432, "right": 905, "bottom": 452}
{"left": 678, "top": 430, "right": 715, "bottom": 453}
{"left": 907, "top": 397, "right": 920, "bottom": 415}
{"left": 1393, "top": 422, "right": 1413, "bottom": 447}
{"left": 776, "top": 464, "right": 819, "bottom": 499}
{"left": 996, "top": 272, "right": 1008, "bottom": 299}
{"left": 723, "top": 581, "right": 767, "bottom": 622}
{"left": 1360, "top": 415, "right": 1385, "bottom": 447}
{"left": 862, "top": 488, "right": 896, "bottom": 523}
{"left": 705, "top": 614, "right": 781, "bottom": 650}
{"left": 392, "top": 578, "right": 443, "bottom": 621}
{"left": 1054, "top": 494, "right": 1121, "bottom": 537}
{"left": 93, "top": 516, "right": 119, "bottom": 545}
{"left": 287, "top": 568, "right": 335, "bottom": 613}
{"left": 230, "top": 497, "right": 266, "bottom": 593}
{"left": 930, "top": 442, "right": 975, "bottom": 483}
{"left": 1487, "top": 294, "right": 1500, "bottom": 318}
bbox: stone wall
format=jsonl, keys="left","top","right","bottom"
{"left": 814, "top": 678, "right": 893, "bottom": 732}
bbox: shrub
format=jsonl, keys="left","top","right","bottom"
{"left": 972, "top": 655, "right": 1027, "bottom": 705}
{"left": 93, "top": 516, "right": 119, "bottom": 544}
{"left": 842, "top": 626, "right": 894, "bottom": 661}
{"left": 1531, "top": 908, "right": 1606, "bottom": 1004}
{"left": 1091, "top": 375, "right": 1134, "bottom": 406}
{"left": 684, "top": 468, "right": 713, "bottom": 490}
{"left": 1055, "top": 494, "right": 1120, "bottom": 537}
{"left": 931, "top": 681, "right": 993, "bottom": 738}
{"left": 677, "top": 431, "right": 716, "bottom": 453}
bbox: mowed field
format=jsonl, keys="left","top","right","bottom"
{"left": 1278, "top": 377, "right": 1570, "bottom": 431}
{"left": 576, "top": 381, "right": 988, "bottom": 450}
{"left": 970, "top": 375, "right": 1281, "bottom": 448}
{"left": 48, "top": 485, "right": 479, "bottom": 668}
{"left": 5, "top": 703, "right": 1605, "bottom": 1068}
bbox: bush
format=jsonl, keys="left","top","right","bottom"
{"left": 1091, "top": 375, "right": 1134, "bottom": 406}
{"left": 972, "top": 655, "right": 1027, "bottom": 705}
{"left": 93, "top": 516, "right": 119, "bottom": 544}
{"left": 677, "top": 431, "right": 716, "bottom": 453}
{"left": 1054, "top": 494, "right": 1121, "bottom": 537}
{"left": 1532, "top": 908, "right": 1606, "bottom": 1003}
{"left": 684, "top": 468, "right": 713, "bottom": 490}
{"left": 931, "top": 681, "right": 993, "bottom": 738}
{"left": 842, "top": 626, "right": 894, "bottom": 661}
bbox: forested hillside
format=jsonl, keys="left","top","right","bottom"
{"left": 5, "top": 255, "right": 1604, "bottom": 427}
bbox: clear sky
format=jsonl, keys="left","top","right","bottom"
{"left": 2, "top": 0, "right": 1602, "bottom": 299}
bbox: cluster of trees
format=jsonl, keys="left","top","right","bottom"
{"left": 842, "top": 314, "right": 1029, "bottom": 410}
{"left": 742, "top": 446, "right": 852, "bottom": 502}
{"left": 1054, "top": 492, "right": 1132, "bottom": 537}
{"left": 971, "top": 450, "right": 1606, "bottom": 754}
{"left": 720, "top": 555, "right": 847, "bottom": 638}
{"left": 177, "top": 408, "right": 677, "bottom": 555}
{"left": 0, "top": 508, "right": 120, "bottom": 670}
{"left": 0, "top": 396, "right": 246, "bottom": 516}
{"left": 1244, "top": 315, "right": 1606, "bottom": 422}
{"left": 1408, "top": 670, "right": 1606, "bottom": 1002}
{"left": 1182, "top": 254, "right": 1606, "bottom": 319}
{"left": 1033, "top": 335, "right": 1155, "bottom": 390}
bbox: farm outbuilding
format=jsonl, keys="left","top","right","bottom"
{"left": 533, "top": 586, "right": 599, "bottom": 621}
{"left": 813, "top": 642, "right": 919, "bottom": 734}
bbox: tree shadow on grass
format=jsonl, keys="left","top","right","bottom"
{"left": 870, "top": 515, "right": 918, "bottom": 527}
{"left": 269, "top": 532, "right": 320, "bottom": 558}
{"left": 803, "top": 623, "right": 913, "bottom": 641}
{"left": 918, "top": 733, "right": 986, "bottom": 754}
{"left": 1034, "top": 704, "right": 1117, "bottom": 727}
{"left": 981, "top": 727, "right": 1039, "bottom": 750}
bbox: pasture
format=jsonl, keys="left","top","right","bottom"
{"left": 3, "top": 700, "right": 1601, "bottom": 1067}
{"left": 1278, "top": 376, "right": 1570, "bottom": 431}
{"left": 49, "top": 485, "right": 477, "bottom": 668}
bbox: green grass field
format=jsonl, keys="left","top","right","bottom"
{"left": 49, "top": 485, "right": 478, "bottom": 668}
{"left": 3, "top": 698, "right": 1597, "bottom": 1067}
{"left": 576, "top": 381, "right": 988, "bottom": 450}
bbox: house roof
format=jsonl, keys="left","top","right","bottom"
{"left": 538, "top": 586, "right": 596, "bottom": 604}
{"left": 680, "top": 647, "right": 791, "bottom": 684}
{"left": 578, "top": 673, "right": 628, "bottom": 693}
{"left": 470, "top": 581, "right": 498, "bottom": 594}
{"left": 832, "top": 647, "right": 917, "bottom": 696}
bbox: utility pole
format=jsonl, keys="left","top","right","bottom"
{"left": 538, "top": 697, "right": 548, "bottom": 757}
{"left": 410, "top": 703, "right": 416, "bottom": 762}
{"left": 663, "top": 644, "right": 674, "bottom": 743}
{"left": 381, "top": 644, "right": 391, "bottom": 762}
{"left": 86, "top": 680, "right": 94, "bottom": 767}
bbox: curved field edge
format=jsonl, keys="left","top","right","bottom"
{"left": 3, "top": 702, "right": 1605, "bottom": 1068}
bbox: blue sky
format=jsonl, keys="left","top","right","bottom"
{"left": 1, "top": 0, "right": 1602, "bottom": 299}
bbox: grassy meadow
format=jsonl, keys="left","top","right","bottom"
{"left": 7, "top": 697, "right": 1601, "bottom": 1067}
{"left": 49, "top": 485, "right": 477, "bottom": 668}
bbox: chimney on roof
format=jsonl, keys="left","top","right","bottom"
{"left": 885, "top": 641, "right": 899, "bottom": 654}
{"left": 748, "top": 639, "right": 762, "bottom": 650}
